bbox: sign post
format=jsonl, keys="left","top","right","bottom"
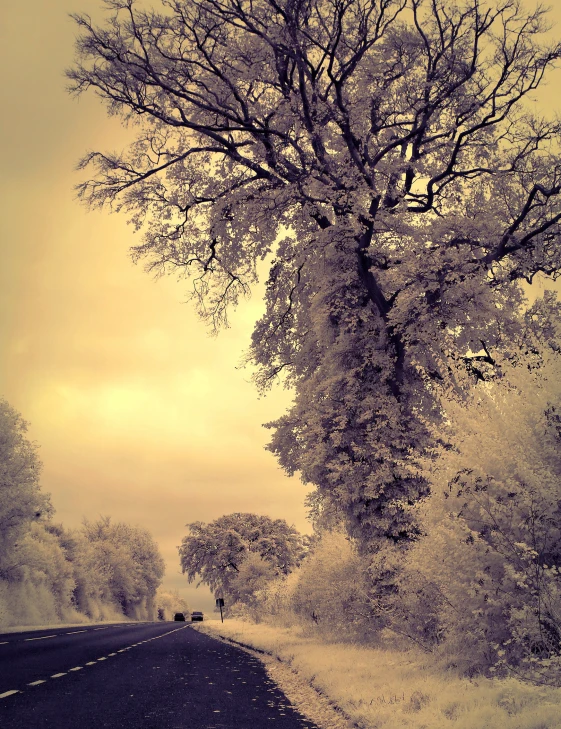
{"left": 216, "top": 597, "right": 225, "bottom": 623}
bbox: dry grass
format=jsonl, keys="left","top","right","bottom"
{"left": 198, "top": 618, "right": 561, "bottom": 729}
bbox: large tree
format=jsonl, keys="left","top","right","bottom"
{"left": 69, "top": 0, "right": 561, "bottom": 546}
{"left": 178, "top": 513, "right": 305, "bottom": 595}
{"left": 79, "top": 517, "right": 165, "bottom": 616}
{"left": 0, "top": 400, "right": 51, "bottom": 575}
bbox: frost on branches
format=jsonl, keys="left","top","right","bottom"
{"left": 69, "top": 0, "right": 561, "bottom": 546}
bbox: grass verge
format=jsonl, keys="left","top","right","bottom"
{"left": 197, "top": 618, "right": 561, "bottom": 729}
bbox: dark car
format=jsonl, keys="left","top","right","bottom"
{"left": 191, "top": 611, "right": 204, "bottom": 622}
{"left": 173, "top": 612, "right": 186, "bottom": 621}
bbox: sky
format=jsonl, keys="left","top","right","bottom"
{"left": 1, "top": 0, "right": 560, "bottom": 614}
{"left": 0, "top": 0, "right": 313, "bottom": 612}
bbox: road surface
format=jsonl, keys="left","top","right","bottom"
{"left": 0, "top": 622, "right": 321, "bottom": 728}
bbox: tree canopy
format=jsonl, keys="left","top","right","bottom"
{"left": 69, "top": 0, "right": 561, "bottom": 545}
{"left": 0, "top": 399, "right": 51, "bottom": 574}
{"left": 80, "top": 516, "right": 166, "bottom": 615}
{"left": 178, "top": 512, "right": 305, "bottom": 594}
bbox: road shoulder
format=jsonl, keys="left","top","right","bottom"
{"left": 194, "top": 621, "right": 357, "bottom": 729}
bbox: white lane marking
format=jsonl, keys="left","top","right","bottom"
{"left": 0, "top": 641, "right": 9, "bottom": 645}
{"left": 12, "top": 625, "right": 159, "bottom": 696}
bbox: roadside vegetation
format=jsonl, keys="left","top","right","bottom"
{"left": 181, "top": 354, "right": 561, "bottom": 688}
{"left": 70, "top": 0, "right": 561, "bottom": 681}
{"left": 198, "top": 619, "right": 561, "bottom": 729}
{"left": 0, "top": 399, "right": 166, "bottom": 628}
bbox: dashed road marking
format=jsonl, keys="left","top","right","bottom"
{"left": 1, "top": 626, "right": 188, "bottom": 701}
{"left": 0, "top": 641, "right": 8, "bottom": 645}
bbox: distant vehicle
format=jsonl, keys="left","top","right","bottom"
{"left": 191, "top": 611, "right": 204, "bottom": 622}
{"left": 173, "top": 612, "right": 186, "bottom": 621}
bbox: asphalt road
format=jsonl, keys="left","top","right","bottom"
{"left": 0, "top": 622, "right": 321, "bottom": 729}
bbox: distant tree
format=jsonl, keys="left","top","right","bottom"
{"left": 179, "top": 513, "right": 305, "bottom": 595}
{"left": 228, "top": 552, "right": 278, "bottom": 608}
{"left": 69, "top": 0, "right": 561, "bottom": 545}
{"left": 0, "top": 400, "right": 51, "bottom": 575}
{"left": 155, "top": 587, "right": 190, "bottom": 620}
{"left": 80, "top": 517, "right": 165, "bottom": 617}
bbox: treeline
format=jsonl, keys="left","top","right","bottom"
{"left": 180, "top": 356, "right": 561, "bottom": 684}
{"left": 0, "top": 399, "right": 168, "bottom": 628}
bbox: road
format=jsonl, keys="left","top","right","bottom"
{"left": 0, "top": 622, "right": 321, "bottom": 728}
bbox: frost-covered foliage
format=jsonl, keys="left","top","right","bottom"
{"left": 248, "top": 530, "right": 383, "bottom": 641}
{"left": 70, "top": 0, "right": 561, "bottom": 546}
{"left": 199, "top": 618, "right": 561, "bottom": 729}
{"left": 155, "top": 588, "right": 190, "bottom": 620}
{"left": 77, "top": 517, "right": 165, "bottom": 620}
{"left": 397, "top": 353, "right": 561, "bottom": 678}
{"left": 179, "top": 512, "right": 305, "bottom": 599}
{"left": 289, "top": 530, "right": 379, "bottom": 639}
{"left": 0, "top": 400, "right": 166, "bottom": 628}
{"left": 228, "top": 553, "right": 279, "bottom": 610}
{"left": 0, "top": 399, "right": 51, "bottom": 577}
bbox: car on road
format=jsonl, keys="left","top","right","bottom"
{"left": 191, "top": 611, "right": 204, "bottom": 622}
{"left": 173, "top": 612, "right": 186, "bottom": 621}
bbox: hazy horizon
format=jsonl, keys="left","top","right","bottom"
{"left": 0, "top": 0, "right": 316, "bottom": 613}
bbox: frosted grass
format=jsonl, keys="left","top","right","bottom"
{"left": 198, "top": 619, "right": 561, "bottom": 729}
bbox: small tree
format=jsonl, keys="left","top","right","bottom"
{"left": 155, "top": 588, "right": 190, "bottom": 620}
{"left": 179, "top": 512, "right": 305, "bottom": 597}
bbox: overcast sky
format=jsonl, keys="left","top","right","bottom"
{"left": 1, "top": 1, "right": 560, "bottom": 613}
{"left": 0, "top": 0, "right": 315, "bottom": 612}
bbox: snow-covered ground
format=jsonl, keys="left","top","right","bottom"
{"left": 196, "top": 618, "right": 561, "bottom": 729}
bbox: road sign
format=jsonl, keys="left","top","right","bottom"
{"left": 216, "top": 598, "right": 225, "bottom": 622}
